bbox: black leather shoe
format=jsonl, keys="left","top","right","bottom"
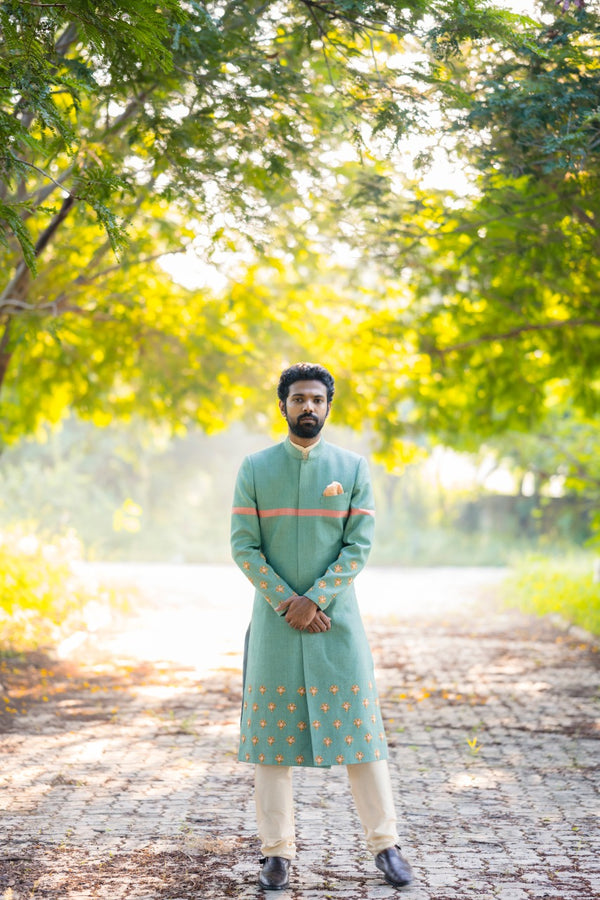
{"left": 258, "top": 856, "right": 291, "bottom": 890}
{"left": 375, "top": 845, "right": 413, "bottom": 888}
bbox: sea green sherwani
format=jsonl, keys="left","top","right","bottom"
{"left": 231, "top": 436, "right": 388, "bottom": 768}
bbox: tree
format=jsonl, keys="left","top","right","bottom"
{"left": 0, "top": 0, "right": 533, "bottom": 443}
{"left": 328, "top": 3, "right": 600, "bottom": 457}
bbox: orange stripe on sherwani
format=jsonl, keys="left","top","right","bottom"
{"left": 259, "top": 507, "right": 347, "bottom": 519}
{"left": 233, "top": 507, "right": 374, "bottom": 519}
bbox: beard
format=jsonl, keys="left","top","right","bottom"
{"left": 287, "top": 414, "right": 325, "bottom": 439}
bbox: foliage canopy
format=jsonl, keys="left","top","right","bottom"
{"left": 1, "top": 0, "right": 599, "bottom": 511}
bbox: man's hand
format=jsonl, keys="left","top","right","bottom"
{"left": 306, "top": 610, "right": 331, "bottom": 633}
{"left": 275, "top": 594, "right": 331, "bottom": 632}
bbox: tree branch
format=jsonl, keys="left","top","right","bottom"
{"left": 427, "top": 318, "right": 600, "bottom": 356}
{"left": 0, "top": 249, "right": 186, "bottom": 316}
{"left": 0, "top": 318, "right": 13, "bottom": 393}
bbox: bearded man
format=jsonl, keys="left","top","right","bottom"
{"left": 231, "top": 362, "right": 412, "bottom": 891}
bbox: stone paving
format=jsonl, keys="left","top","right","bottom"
{"left": 1, "top": 577, "right": 599, "bottom": 899}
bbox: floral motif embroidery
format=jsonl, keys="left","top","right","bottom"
{"left": 347, "top": 577, "right": 353, "bottom": 584}
{"left": 375, "top": 749, "right": 381, "bottom": 759}
{"left": 329, "top": 684, "right": 339, "bottom": 694}
{"left": 247, "top": 685, "right": 252, "bottom": 693}
{"left": 275, "top": 754, "right": 284, "bottom": 764}
{"left": 297, "top": 687, "right": 306, "bottom": 696}
{"left": 245, "top": 753, "right": 250, "bottom": 761}
{"left": 259, "top": 685, "right": 267, "bottom": 694}
{"left": 315, "top": 755, "right": 324, "bottom": 765}
{"left": 355, "top": 751, "right": 364, "bottom": 761}
{"left": 260, "top": 581, "right": 268, "bottom": 589}
{"left": 297, "top": 721, "right": 307, "bottom": 731}
{"left": 309, "top": 686, "right": 318, "bottom": 696}
{"left": 320, "top": 702, "right": 330, "bottom": 713}
{"left": 243, "top": 561, "right": 251, "bottom": 570}
{"left": 243, "top": 701, "right": 247, "bottom": 710}
{"left": 379, "top": 732, "right": 385, "bottom": 741}
{"left": 342, "top": 701, "right": 351, "bottom": 712}
{"left": 318, "top": 595, "right": 326, "bottom": 605}
{"left": 259, "top": 753, "right": 265, "bottom": 763}
{"left": 371, "top": 714, "right": 377, "bottom": 724}
{"left": 276, "top": 685, "right": 286, "bottom": 695}
{"left": 259, "top": 565, "right": 268, "bottom": 574}
{"left": 351, "top": 684, "right": 360, "bottom": 694}
{"left": 336, "top": 754, "right": 345, "bottom": 764}
{"left": 260, "top": 719, "right": 267, "bottom": 728}
{"left": 334, "top": 578, "right": 342, "bottom": 587}
{"left": 286, "top": 736, "right": 296, "bottom": 745}
{"left": 323, "top": 737, "right": 333, "bottom": 747}
{"left": 364, "top": 733, "right": 373, "bottom": 743}
{"left": 287, "top": 702, "right": 297, "bottom": 713}
{"left": 334, "top": 564, "right": 343, "bottom": 573}
{"left": 333, "top": 719, "right": 342, "bottom": 729}
{"left": 267, "top": 736, "right": 275, "bottom": 745}
{"left": 277, "top": 719, "right": 287, "bottom": 730}
{"left": 351, "top": 561, "right": 358, "bottom": 570}
{"left": 345, "top": 735, "right": 353, "bottom": 745}
{"left": 363, "top": 698, "right": 370, "bottom": 708}
{"left": 368, "top": 680, "right": 373, "bottom": 689}
{"left": 276, "top": 585, "right": 285, "bottom": 593}
{"left": 241, "top": 735, "right": 246, "bottom": 743}
{"left": 252, "top": 736, "right": 259, "bottom": 745}
{"left": 252, "top": 702, "right": 259, "bottom": 712}
{"left": 319, "top": 580, "right": 327, "bottom": 588}
{"left": 268, "top": 702, "right": 277, "bottom": 712}
{"left": 353, "top": 718, "right": 363, "bottom": 728}
{"left": 296, "top": 755, "right": 305, "bottom": 765}
{"left": 312, "top": 720, "right": 321, "bottom": 729}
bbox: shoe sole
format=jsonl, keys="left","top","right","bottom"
{"left": 376, "top": 863, "right": 412, "bottom": 889}
{"left": 382, "top": 875, "right": 411, "bottom": 888}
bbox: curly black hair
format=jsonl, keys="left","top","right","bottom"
{"left": 277, "top": 363, "right": 335, "bottom": 403}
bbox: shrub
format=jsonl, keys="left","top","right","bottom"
{"left": 0, "top": 528, "right": 116, "bottom": 650}
{"left": 502, "top": 555, "right": 600, "bottom": 636}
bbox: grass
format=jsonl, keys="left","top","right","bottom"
{"left": 502, "top": 554, "right": 600, "bottom": 637}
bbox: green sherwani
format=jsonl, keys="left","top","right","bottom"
{"left": 231, "top": 437, "right": 388, "bottom": 768}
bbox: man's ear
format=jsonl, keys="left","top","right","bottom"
{"left": 278, "top": 399, "right": 286, "bottom": 417}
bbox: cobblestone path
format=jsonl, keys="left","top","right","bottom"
{"left": 1, "top": 577, "right": 598, "bottom": 899}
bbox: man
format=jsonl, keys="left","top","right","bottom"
{"left": 231, "top": 362, "right": 412, "bottom": 891}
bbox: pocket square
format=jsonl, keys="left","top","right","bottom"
{"left": 323, "top": 481, "right": 344, "bottom": 496}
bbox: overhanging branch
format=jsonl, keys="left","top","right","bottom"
{"left": 428, "top": 318, "right": 600, "bottom": 356}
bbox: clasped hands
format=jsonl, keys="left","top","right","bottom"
{"left": 275, "top": 594, "right": 331, "bottom": 633}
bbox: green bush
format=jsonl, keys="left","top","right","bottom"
{"left": 502, "top": 555, "right": 600, "bottom": 636}
{"left": 0, "top": 528, "right": 119, "bottom": 650}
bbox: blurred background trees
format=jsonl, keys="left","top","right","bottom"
{"left": 1, "top": 0, "right": 599, "bottom": 569}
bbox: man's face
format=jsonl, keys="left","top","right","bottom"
{"left": 279, "top": 379, "right": 331, "bottom": 440}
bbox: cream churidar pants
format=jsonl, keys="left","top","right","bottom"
{"left": 254, "top": 760, "right": 399, "bottom": 859}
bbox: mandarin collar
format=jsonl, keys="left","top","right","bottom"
{"left": 284, "top": 436, "right": 325, "bottom": 460}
